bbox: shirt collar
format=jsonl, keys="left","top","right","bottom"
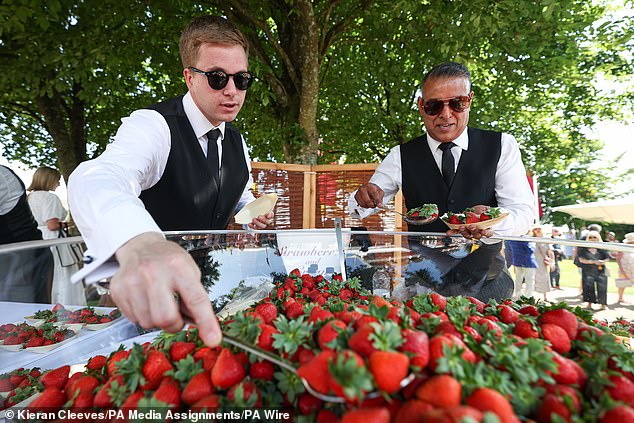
{"left": 183, "top": 92, "right": 225, "bottom": 140}
{"left": 426, "top": 127, "right": 469, "bottom": 152}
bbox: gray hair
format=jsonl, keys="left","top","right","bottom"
{"left": 421, "top": 62, "right": 471, "bottom": 95}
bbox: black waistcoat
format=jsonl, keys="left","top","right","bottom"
{"left": 401, "top": 127, "right": 501, "bottom": 232}
{"left": 0, "top": 166, "right": 43, "bottom": 244}
{"left": 139, "top": 97, "right": 249, "bottom": 230}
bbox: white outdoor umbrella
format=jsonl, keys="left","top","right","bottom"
{"left": 552, "top": 198, "right": 634, "bottom": 224}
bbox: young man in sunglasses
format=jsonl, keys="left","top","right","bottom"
{"left": 67, "top": 16, "right": 272, "bottom": 347}
{"left": 349, "top": 62, "right": 535, "bottom": 301}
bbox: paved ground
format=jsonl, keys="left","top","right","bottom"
{"left": 529, "top": 286, "right": 634, "bottom": 322}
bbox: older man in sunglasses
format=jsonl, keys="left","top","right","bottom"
{"left": 67, "top": 16, "right": 272, "bottom": 347}
{"left": 349, "top": 62, "right": 535, "bottom": 301}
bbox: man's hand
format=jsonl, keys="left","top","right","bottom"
{"left": 248, "top": 212, "right": 274, "bottom": 229}
{"left": 111, "top": 232, "right": 222, "bottom": 347}
{"left": 446, "top": 204, "right": 494, "bottom": 240}
{"left": 354, "top": 183, "right": 384, "bottom": 209}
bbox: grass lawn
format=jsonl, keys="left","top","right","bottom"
{"left": 554, "top": 258, "right": 620, "bottom": 293}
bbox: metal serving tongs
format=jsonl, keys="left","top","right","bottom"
{"left": 222, "top": 333, "right": 415, "bottom": 403}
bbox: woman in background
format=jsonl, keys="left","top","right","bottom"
{"left": 531, "top": 225, "right": 554, "bottom": 302}
{"left": 27, "top": 167, "right": 86, "bottom": 305}
{"left": 577, "top": 230, "right": 610, "bottom": 310}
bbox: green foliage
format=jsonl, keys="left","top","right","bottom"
{"left": 1, "top": 0, "right": 633, "bottom": 205}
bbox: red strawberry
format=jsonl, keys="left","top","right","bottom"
{"left": 541, "top": 323, "right": 571, "bottom": 354}
{"left": 297, "top": 393, "right": 323, "bottom": 415}
{"left": 142, "top": 350, "right": 173, "bottom": 390}
{"left": 415, "top": 374, "right": 462, "bottom": 408}
{"left": 551, "top": 353, "right": 579, "bottom": 385}
{"left": 249, "top": 360, "right": 275, "bottom": 381}
{"left": 465, "top": 211, "right": 480, "bottom": 224}
{"left": 513, "top": 319, "right": 539, "bottom": 339}
{"left": 536, "top": 393, "right": 574, "bottom": 423}
{"left": 605, "top": 374, "right": 634, "bottom": 407}
{"left": 93, "top": 375, "right": 125, "bottom": 408}
{"left": 69, "top": 391, "right": 94, "bottom": 409}
{"left": 480, "top": 213, "right": 492, "bottom": 221}
{"left": 395, "top": 399, "right": 434, "bottom": 423}
{"left": 341, "top": 407, "right": 390, "bottom": 423}
{"left": 446, "top": 405, "right": 484, "bottom": 422}
{"left": 600, "top": 405, "right": 634, "bottom": 422}
{"left": 318, "top": 319, "right": 347, "bottom": 350}
{"left": 25, "top": 337, "right": 45, "bottom": 348}
{"left": 519, "top": 305, "right": 539, "bottom": 316}
{"left": 255, "top": 302, "right": 278, "bottom": 324}
{"left": 256, "top": 323, "right": 278, "bottom": 352}
{"left": 211, "top": 348, "right": 246, "bottom": 390}
{"left": 40, "top": 365, "right": 70, "bottom": 390}
{"left": 107, "top": 349, "right": 130, "bottom": 376}
{"left": 194, "top": 347, "right": 219, "bottom": 372}
{"left": 120, "top": 390, "right": 144, "bottom": 409}
{"left": 429, "top": 334, "right": 476, "bottom": 371}
{"left": 66, "top": 375, "right": 99, "bottom": 398}
{"left": 227, "top": 380, "right": 262, "bottom": 407}
{"left": 150, "top": 377, "right": 180, "bottom": 408}
{"left": 309, "top": 306, "right": 334, "bottom": 324}
{"left": 540, "top": 308, "right": 578, "bottom": 340}
{"left": 169, "top": 341, "right": 196, "bottom": 362}
{"left": 399, "top": 328, "right": 429, "bottom": 369}
{"left": 297, "top": 350, "right": 336, "bottom": 394}
{"left": 369, "top": 350, "right": 409, "bottom": 394}
{"left": 498, "top": 305, "right": 520, "bottom": 324}
{"left": 348, "top": 324, "right": 378, "bottom": 358}
{"left": 285, "top": 302, "right": 305, "bottom": 319}
{"left": 182, "top": 371, "right": 214, "bottom": 406}
{"left": 28, "top": 387, "right": 66, "bottom": 412}
{"left": 0, "top": 377, "right": 13, "bottom": 392}
{"left": 191, "top": 394, "right": 220, "bottom": 412}
{"left": 466, "top": 387, "right": 516, "bottom": 423}
{"left": 86, "top": 355, "right": 107, "bottom": 371}
{"left": 449, "top": 215, "right": 463, "bottom": 225}
{"left": 430, "top": 293, "right": 447, "bottom": 311}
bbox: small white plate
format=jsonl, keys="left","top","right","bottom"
{"left": 0, "top": 391, "right": 40, "bottom": 419}
{"left": 23, "top": 328, "right": 80, "bottom": 354}
{"left": 83, "top": 314, "right": 122, "bottom": 331}
{"left": 234, "top": 193, "right": 278, "bottom": 224}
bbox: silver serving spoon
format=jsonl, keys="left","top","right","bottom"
{"left": 385, "top": 207, "right": 438, "bottom": 226}
{"left": 222, "top": 334, "right": 414, "bottom": 403}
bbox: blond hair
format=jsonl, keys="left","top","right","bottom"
{"left": 179, "top": 16, "right": 249, "bottom": 69}
{"left": 28, "top": 167, "right": 60, "bottom": 192}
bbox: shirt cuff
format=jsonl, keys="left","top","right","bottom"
{"left": 71, "top": 205, "right": 164, "bottom": 284}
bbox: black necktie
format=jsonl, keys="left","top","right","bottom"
{"left": 206, "top": 129, "right": 221, "bottom": 185}
{"left": 439, "top": 142, "right": 456, "bottom": 187}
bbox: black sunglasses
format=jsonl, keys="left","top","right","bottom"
{"left": 189, "top": 67, "right": 255, "bottom": 91}
{"left": 422, "top": 95, "right": 471, "bottom": 116}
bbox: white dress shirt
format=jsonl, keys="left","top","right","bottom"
{"left": 348, "top": 128, "right": 536, "bottom": 237}
{"left": 0, "top": 166, "right": 23, "bottom": 215}
{"left": 68, "top": 92, "right": 255, "bottom": 282}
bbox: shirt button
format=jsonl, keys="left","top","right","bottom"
{"left": 216, "top": 213, "right": 222, "bottom": 219}
{"left": 448, "top": 200, "right": 455, "bottom": 205}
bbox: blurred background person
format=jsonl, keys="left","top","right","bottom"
{"left": 562, "top": 227, "right": 576, "bottom": 259}
{"left": 615, "top": 232, "right": 634, "bottom": 305}
{"left": 504, "top": 235, "right": 537, "bottom": 299}
{"left": 577, "top": 230, "right": 610, "bottom": 310}
{"left": 27, "top": 166, "right": 86, "bottom": 305}
{"left": 550, "top": 227, "right": 563, "bottom": 290}
{"left": 1, "top": 165, "right": 53, "bottom": 303}
{"left": 531, "top": 224, "right": 554, "bottom": 301}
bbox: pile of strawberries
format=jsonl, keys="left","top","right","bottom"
{"left": 442, "top": 207, "right": 502, "bottom": 225}
{"left": 32, "top": 304, "right": 121, "bottom": 325}
{"left": 2, "top": 270, "right": 633, "bottom": 422}
{"left": 0, "top": 322, "right": 75, "bottom": 348}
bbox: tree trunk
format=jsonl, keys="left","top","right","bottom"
{"left": 36, "top": 86, "right": 86, "bottom": 183}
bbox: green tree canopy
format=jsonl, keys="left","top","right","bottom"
{"left": 1, "top": 0, "right": 633, "bottom": 215}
